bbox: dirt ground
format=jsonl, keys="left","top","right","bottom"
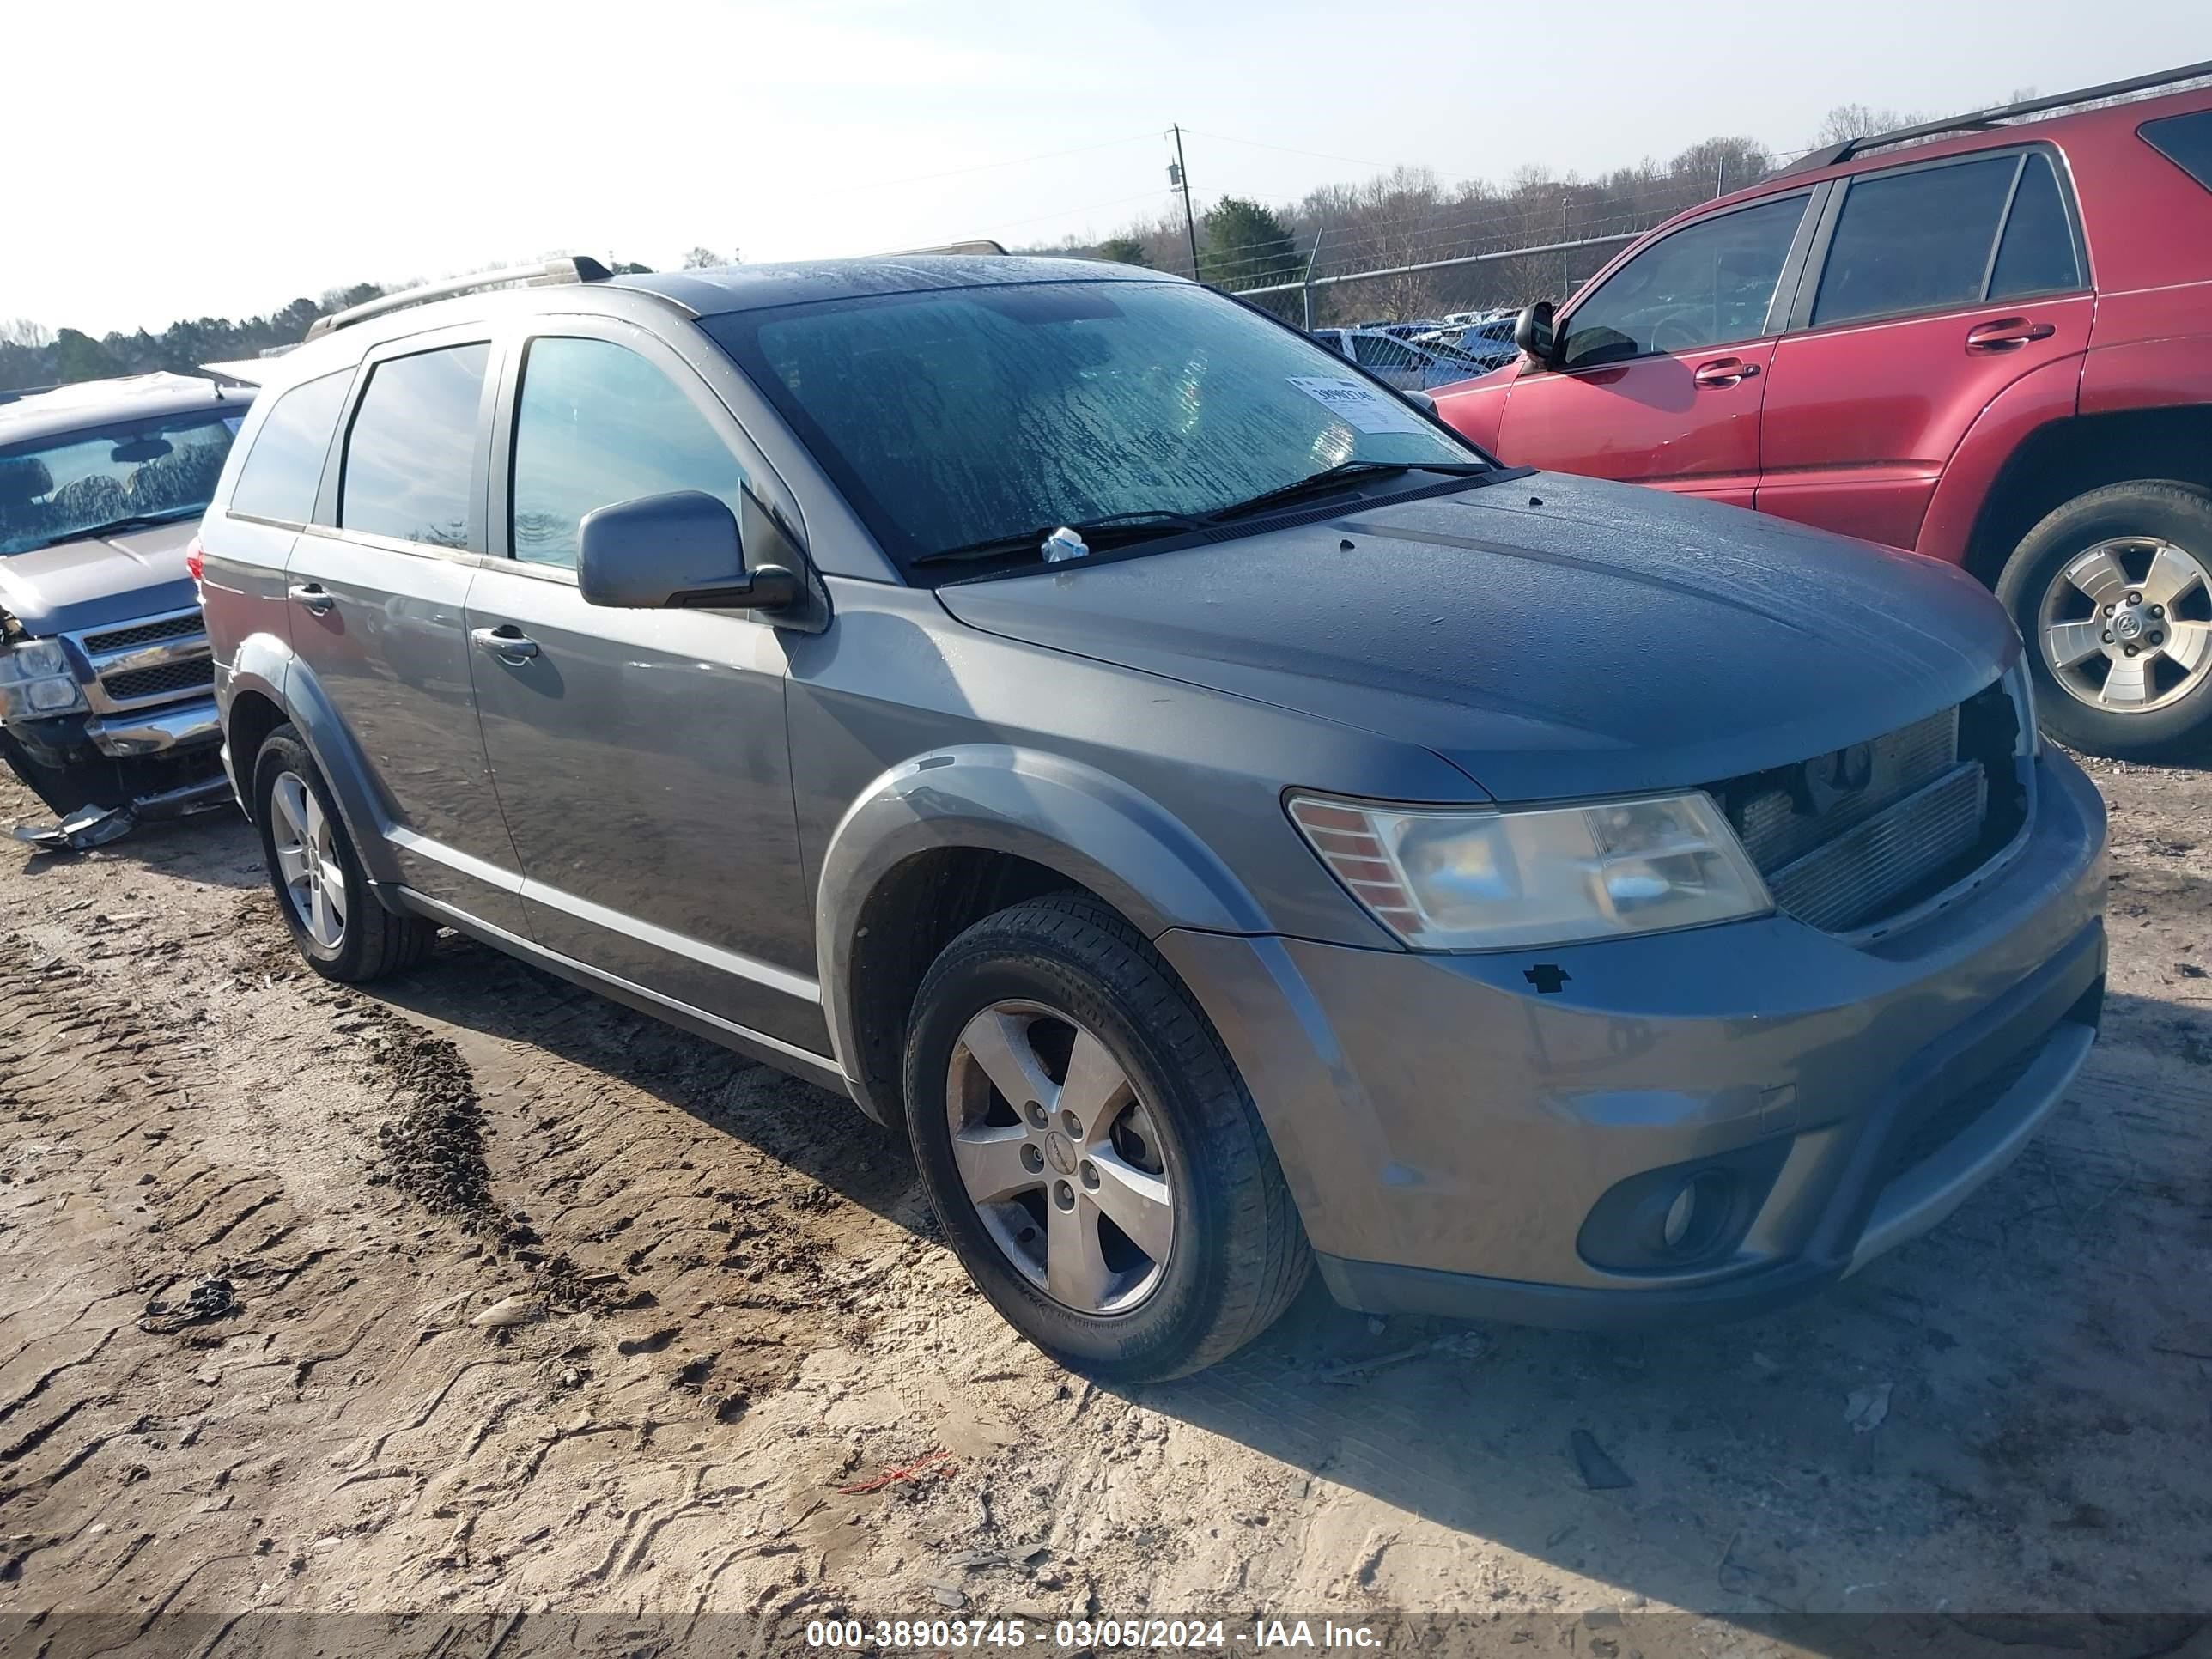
{"left": 2, "top": 752, "right": 2209, "bottom": 1657}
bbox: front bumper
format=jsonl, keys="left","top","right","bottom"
{"left": 1157, "top": 748, "right": 2108, "bottom": 1329}
{"left": 1, "top": 698, "right": 226, "bottom": 819}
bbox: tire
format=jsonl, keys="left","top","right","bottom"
{"left": 251, "top": 724, "right": 434, "bottom": 982}
{"left": 1995, "top": 480, "right": 2212, "bottom": 762}
{"left": 903, "top": 894, "right": 1309, "bottom": 1381}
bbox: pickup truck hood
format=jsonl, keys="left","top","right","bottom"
{"left": 933, "top": 472, "right": 2020, "bottom": 801}
{"left": 0, "top": 521, "right": 199, "bottom": 638}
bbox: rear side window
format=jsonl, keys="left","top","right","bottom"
{"left": 339, "top": 343, "right": 489, "bottom": 549}
{"left": 2142, "top": 109, "right": 2212, "bottom": 191}
{"left": 507, "top": 337, "right": 750, "bottom": 570}
{"left": 1813, "top": 155, "right": 2019, "bottom": 325}
{"left": 1989, "top": 153, "right": 2081, "bottom": 298}
{"left": 228, "top": 370, "right": 350, "bottom": 525}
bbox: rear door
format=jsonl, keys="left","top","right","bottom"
{"left": 465, "top": 319, "right": 821, "bottom": 1052}
{"left": 283, "top": 329, "right": 529, "bottom": 933}
{"left": 1757, "top": 147, "right": 2092, "bottom": 550}
{"left": 1493, "top": 191, "right": 1819, "bottom": 507}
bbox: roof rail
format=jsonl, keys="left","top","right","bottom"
{"left": 304, "top": 255, "right": 613, "bottom": 340}
{"left": 1776, "top": 60, "right": 2212, "bottom": 177}
{"left": 880, "top": 239, "right": 1008, "bottom": 257}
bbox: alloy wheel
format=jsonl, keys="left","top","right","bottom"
{"left": 2038, "top": 537, "right": 2212, "bottom": 713}
{"left": 944, "top": 1000, "right": 1175, "bottom": 1316}
{"left": 269, "top": 770, "right": 347, "bottom": 950}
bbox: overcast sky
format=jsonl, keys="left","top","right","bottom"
{"left": 10, "top": 0, "right": 2205, "bottom": 337}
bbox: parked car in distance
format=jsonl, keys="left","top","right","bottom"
{"left": 1436, "top": 68, "right": 2212, "bottom": 761}
{"left": 202, "top": 252, "right": 2104, "bottom": 1380}
{"left": 0, "top": 372, "right": 251, "bottom": 822}
{"left": 1310, "top": 326, "right": 1502, "bottom": 390}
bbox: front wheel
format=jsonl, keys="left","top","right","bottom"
{"left": 1996, "top": 480, "right": 2212, "bottom": 762}
{"left": 903, "top": 895, "right": 1309, "bottom": 1381}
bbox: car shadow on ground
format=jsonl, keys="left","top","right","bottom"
{"left": 373, "top": 925, "right": 2212, "bottom": 1626}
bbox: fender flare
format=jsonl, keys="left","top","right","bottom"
{"left": 1915, "top": 352, "right": 2085, "bottom": 570}
{"left": 225, "top": 631, "right": 404, "bottom": 886}
{"left": 812, "top": 744, "right": 1272, "bottom": 1109}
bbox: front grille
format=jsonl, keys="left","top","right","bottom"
{"left": 1879, "top": 1042, "right": 2042, "bottom": 1188}
{"left": 101, "top": 658, "right": 216, "bottom": 702}
{"left": 1765, "top": 763, "right": 1988, "bottom": 933}
{"left": 82, "top": 612, "right": 203, "bottom": 654}
{"left": 1712, "top": 682, "right": 2027, "bottom": 937}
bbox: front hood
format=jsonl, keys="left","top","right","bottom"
{"left": 0, "top": 521, "right": 200, "bottom": 637}
{"left": 935, "top": 472, "right": 2019, "bottom": 801}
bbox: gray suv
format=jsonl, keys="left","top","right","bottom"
{"left": 198, "top": 254, "right": 2108, "bottom": 1379}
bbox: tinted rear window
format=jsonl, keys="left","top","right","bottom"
{"left": 338, "top": 343, "right": 489, "bottom": 549}
{"left": 1813, "top": 155, "right": 2018, "bottom": 325}
{"left": 2142, "top": 109, "right": 2212, "bottom": 191}
{"left": 229, "top": 370, "right": 351, "bottom": 525}
{"left": 1989, "top": 153, "right": 2081, "bottom": 298}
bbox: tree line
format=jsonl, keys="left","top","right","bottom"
{"left": 0, "top": 250, "right": 723, "bottom": 396}
{"left": 1041, "top": 102, "right": 1929, "bottom": 325}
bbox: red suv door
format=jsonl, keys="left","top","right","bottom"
{"left": 1757, "top": 147, "right": 2092, "bottom": 550}
{"left": 1492, "top": 192, "right": 1817, "bottom": 507}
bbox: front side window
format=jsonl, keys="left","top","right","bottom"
{"left": 338, "top": 343, "right": 489, "bottom": 549}
{"left": 1559, "top": 195, "right": 1807, "bottom": 368}
{"left": 0, "top": 406, "right": 241, "bottom": 556}
{"left": 1811, "top": 155, "right": 2020, "bottom": 325}
{"left": 229, "top": 369, "right": 352, "bottom": 526}
{"left": 705, "top": 281, "right": 1482, "bottom": 574}
{"left": 508, "top": 338, "right": 749, "bottom": 569}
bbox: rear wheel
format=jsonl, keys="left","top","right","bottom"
{"left": 903, "top": 894, "right": 1309, "bottom": 1381}
{"left": 251, "top": 725, "right": 434, "bottom": 981}
{"left": 1996, "top": 481, "right": 2212, "bottom": 761}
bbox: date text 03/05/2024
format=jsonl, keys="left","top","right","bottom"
{"left": 802, "top": 1618, "right": 1383, "bottom": 1649}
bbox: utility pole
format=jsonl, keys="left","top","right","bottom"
{"left": 1169, "top": 125, "right": 1200, "bottom": 281}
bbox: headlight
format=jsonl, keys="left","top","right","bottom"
{"left": 1287, "top": 790, "right": 1772, "bottom": 951}
{"left": 2, "top": 637, "right": 70, "bottom": 680}
{"left": 0, "top": 636, "right": 87, "bottom": 720}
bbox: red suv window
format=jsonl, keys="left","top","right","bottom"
{"left": 2142, "top": 109, "right": 2212, "bottom": 191}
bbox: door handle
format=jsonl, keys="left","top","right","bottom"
{"left": 1965, "top": 318, "right": 2056, "bottom": 352}
{"left": 1693, "top": 357, "right": 1759, "bottom": 386}
{"left": 470, "top": 625, "right": 540, "bottom": 663}
{"left": 287, "top": 582, "right": 336, "bottom": 616}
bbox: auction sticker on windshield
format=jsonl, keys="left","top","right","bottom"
{"left": 1285, "top": 377, "right": 1432, "bottom": 435}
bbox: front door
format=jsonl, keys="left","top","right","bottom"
{"left": 465, "top": 325, "right": 822, "bottom": 1053}
{"left": 285, "top": 331, "right": 529, "bottom": 933}
{"left": 1496, "top": 191, "right": 1818, "bottom": 507}
{"left": 1758, "top": 147, "right": 2093, "bottom": 550}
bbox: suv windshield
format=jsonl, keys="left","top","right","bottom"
{"left": 0, "top": 410, "right": 241, "bottom": 556}
{"left": 704, "top": 280, "right": 1485, "bottom": 573}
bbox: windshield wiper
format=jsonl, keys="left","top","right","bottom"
{"left": 912, "top": 508, "right": 1210, "bottom": 568}
{"left": 70, "top": 508, "right": 204, "bottom": 541}
{"left": 1203, "top": 460, "right": 1491, "bottom": 525}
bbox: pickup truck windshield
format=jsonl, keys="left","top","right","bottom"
{"left": 705, "top": 280, "right": 1485, "bottom": 574}
{"left": 0, "top": 410, "right": 240, "bottom": 556}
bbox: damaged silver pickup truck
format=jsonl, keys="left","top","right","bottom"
{"left": 0, "top": 373, "right": 250, "bottom": 846}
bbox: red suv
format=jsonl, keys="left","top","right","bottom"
{"left": 1435, "top": 69, "right": 2212, "bottom": 760}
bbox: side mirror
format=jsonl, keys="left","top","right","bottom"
{"left": 1401, "top": 389, "right": 1438, "bottom": 416}
{"left": 576, "top": 489, "right": 799, "bottom": 611}
{"left": 1513, "top": 301, "right": 1559, "bottom": 366}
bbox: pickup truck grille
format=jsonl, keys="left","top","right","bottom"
{"left": 1712, "top": 680, "right": 2029, "bottom": 937}
{"left": 61, "top": 605, "right": 216, "bottom": 714}
{"left": 101, "top": 658, "right": 216, "bottom": 702}
{"left": 80, "top": 613, "right": 204, "bottom": 654}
